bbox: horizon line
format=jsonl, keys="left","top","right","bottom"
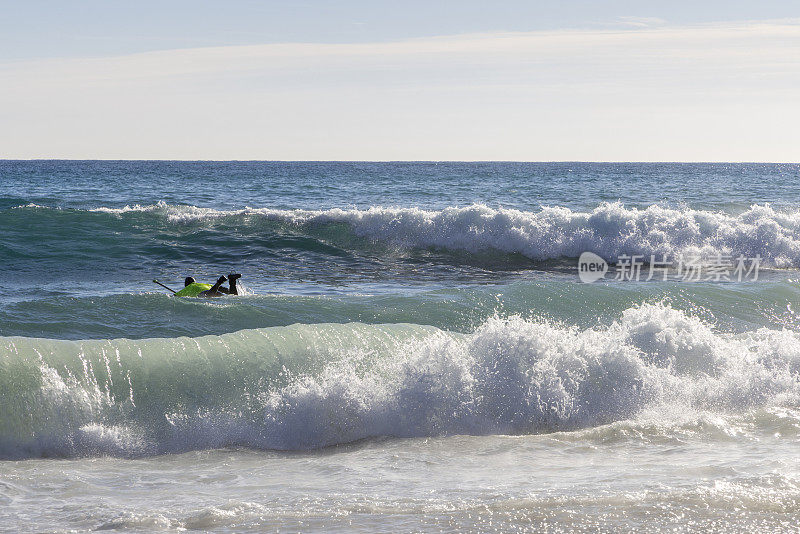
{"left": 2, "top": 159, "right": 799, "bottom": 164}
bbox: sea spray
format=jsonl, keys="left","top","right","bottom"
{"left": 2, "top": 304, "right": 799, "bottom": 459}
{"left": 7, "top": 201, "right": 799, "bottom": 267}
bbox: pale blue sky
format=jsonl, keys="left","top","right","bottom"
{"left": 3, "top": 0, "right": 799, "bottom": 59}
{"left": 2, "top": 1, "right": 799, "bottom": 160}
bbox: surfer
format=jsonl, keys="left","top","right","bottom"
{"left": 176, "top": 273, "right": 242, "bottom": 297}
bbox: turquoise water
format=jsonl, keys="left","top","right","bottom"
{"left": 3, "top": 161, "right": 800, "bottom": 338}
{"left": 1, "top": 161, "right": 800, "bottom": 532}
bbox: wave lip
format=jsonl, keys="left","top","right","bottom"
{"left": 1, "top": 304, "right": 799, "bottom": 459}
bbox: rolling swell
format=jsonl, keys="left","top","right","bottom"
{"left": 3, "top": 279, "right": 800, "bottom": 340}
{"left": 4, "top": 201, "right": 800, "bottom": 268}
{"left": 2, "top": 304, "right": 798, "bottom": 459}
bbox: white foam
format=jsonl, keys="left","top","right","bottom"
{"left": 89, "top": 201, "right": 800, "bottom": 266}
{"left": 259, "top": 305, "right": 800, "bottom": 449}
{"left": 2, "top": 305, "right": 799, "bottom": 457}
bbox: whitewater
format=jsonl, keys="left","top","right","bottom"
{"left": 3, "top": 304, "right": 800, "bottom": 458}
{"left": 1, "top": 161, "right": 800, "bottom": 532}
{"left": 87, "top": 200, "right": 800, "bottom": 266}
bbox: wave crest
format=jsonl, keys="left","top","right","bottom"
{"left": 84, "top": 201, "right": 800, "bottom": 266}
{"left": 1, "top": 304, "right": 799, "bottom": 458}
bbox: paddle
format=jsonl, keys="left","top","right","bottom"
{"left": 153, "top": 279, "right": 177, "bottom": 294}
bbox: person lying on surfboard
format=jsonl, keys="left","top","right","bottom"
{"left": 152, "top": 274, "right": 242, "bottom": 297}
{"left": 182, "top": 273, "right": 241, "bottom": 297}
{"left": 174, "top": 274, "right": 241, "bottom": 297}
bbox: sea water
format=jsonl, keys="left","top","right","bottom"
{"left": 1, "top": 161, "right": 799, "bottom": 532}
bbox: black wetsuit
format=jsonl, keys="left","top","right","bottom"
{"left": 196, "top": 274, "right": 241, "bottom": 297}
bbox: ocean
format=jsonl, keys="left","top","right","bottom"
{"left": 1, "top": 161, "right": 799, "bottom": 532}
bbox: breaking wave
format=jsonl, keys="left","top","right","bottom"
{"left": 56, "top": 201, "right": 800, "bottom": 267}
{"left": 2, "top": 304, "right": 799, "bottom": 459}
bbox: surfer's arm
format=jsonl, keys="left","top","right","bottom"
{"left": 199, "top": 275, "right": 228, "bottom": 297}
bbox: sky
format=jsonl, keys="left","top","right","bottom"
{"left": 1, "top": 1, "right": 799, "bottom": 161}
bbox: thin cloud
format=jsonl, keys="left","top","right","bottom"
{"left": 615, "top": 16, "right": 667, "bottom": 28}
{"left": 2, "top": 19, "right": 799, "bottom": 160}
